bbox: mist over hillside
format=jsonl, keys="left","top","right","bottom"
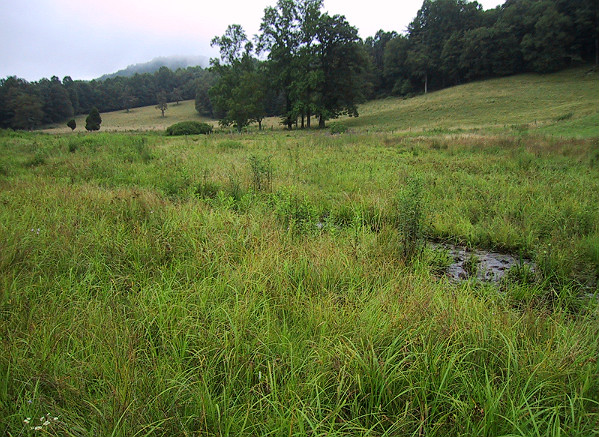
{"left": 98, "top": 55, "right": 210, "bottom": 80}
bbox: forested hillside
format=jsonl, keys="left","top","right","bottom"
{"left": 0, "top": 0, "right": 596, "bottom": 131}
{"left": 97, "top": 56, "right": 210, "bottom": 81}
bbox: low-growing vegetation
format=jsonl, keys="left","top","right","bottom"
{"left": 166, "top": 121, "right": 213, "bottom": 136}
{"left": 1, "top": 69, "right": 598, "bottom": 436}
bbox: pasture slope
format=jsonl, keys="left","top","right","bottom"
{"left": 45, "top": 99, "right": 213, "bottom": 134}
{"left": 1, "top": 67, "right": 598, "bottom": 436}
{"left": 43, "top": 67, "right": 599, "bottom": 137}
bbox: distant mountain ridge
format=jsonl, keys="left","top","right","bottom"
{"left": 98, "top": 55, "right": 210, "bottom": 80}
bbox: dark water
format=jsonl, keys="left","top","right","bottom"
{"left": 431, "top": 243, "right": 535, "bottom": 283}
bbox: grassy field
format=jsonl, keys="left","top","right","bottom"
{"left": 343, "top": 68, "right": 599, "bottom": 137}
{"left": 44, "top": 99, "right": 215, "bottom": 134}
{"left": 2, "top": 68, "right": 598, "bottom": 436}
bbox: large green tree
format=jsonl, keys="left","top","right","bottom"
{"left": 383, "top": 35, "right": 412, "bottom": 95}
{"left": 313, "top": 13, "right": 366, "bottom": 127}
{"left": 120, "top": 86, "right": 137, "bottom": 113}
{"left": 210, "top": 25, "right": 267, "bottom": 132}
{"left": 257, "top": 0, "right": 365, "bottom": 128}
{"left": 258, "top": 0, "right": 307, "bottom": 128}
{"left": 364, "top": 30, "right": 399, "bottom": 97}
{"left": 521, "top": 2, "right": 574, "bottom": 72}
{"left": 155, "top": 91, "right": 168, "bottom": 117}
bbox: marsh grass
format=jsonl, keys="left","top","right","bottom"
{"left": 2, "top": 68, "right": 598, "bottom": 435}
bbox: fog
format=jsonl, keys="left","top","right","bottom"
{"left": 0, "top": 0, "right": 504, "bottom": 81}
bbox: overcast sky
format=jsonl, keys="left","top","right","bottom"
{"left": 0, "top": 0, "right": 504, "bottom": 82}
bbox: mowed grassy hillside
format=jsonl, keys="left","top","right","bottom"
{"left": 43, "top": 67, "right": 599, "bottom": 137}
{"left": 44, "top": 99, "right": 214, "bottom": 133}
{"left": 342, "top": 67, "right": 599, "bottom": 137}
{"left": 1, "top": 69, "right": 598, "bottom": 435}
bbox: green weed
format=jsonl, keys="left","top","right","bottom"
{"left": 249, "top": 154, "right": 273, "bottom": 192}
{"left": 463, "top": 253, "right": 480, "bottom": 278}
{"left": 396, "top": 176, "right": 425, "bottom": 261}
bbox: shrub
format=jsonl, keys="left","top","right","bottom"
{"left": 249, "top": 154, "right": 273, "bottom": 192}
{"left": 85, "top": 107, "right": 102, "bottom": 131}
{"left": 24, "top": 150, "right": 47, "bottom": 168}
{"left": 329, "top": 122, "right": 348, "bottom": 134}
{"left": 272, "top": 187, "right": 317, "bottom": 232}
{"left": 69, "top": 141, "right": 79, "bottom": 153}
{"left": 396, "top": 176, "right": 425, "bottom": 261}
{"left": 166, "top": 121, "right": 213, "bottom": 136}
{"left": 66, "top": 119, "right": 76, "bottom": 131}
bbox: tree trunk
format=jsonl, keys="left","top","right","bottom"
{"left": 285, "top": 95, "right": 293, "bottom": 130}
{"left": 258, "top": 120, "right": 262, "bottom": 130}
{"left": 319, "top": 115, "right": 325, "bottom": 128}
{"left": 301, "top": 113, "right": 304, "bottom": 129}
{"left": 307, "top": 108, "right": 311, "bottom": 128}
{"left": 424, "top": 71, "right": 428, "bottom": 94}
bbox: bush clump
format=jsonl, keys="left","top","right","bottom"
{"left": 329, "top": 122, "right": 348, "bottom": 134}
{"left": 166, "top": 121, "right": 213, "bottom": 136}
{"left": 85, "top": 107, "right": 102, "bottom": 131}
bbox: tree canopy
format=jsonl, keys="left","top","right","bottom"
{"left": 207, "top": 0, "right": 367, "bottom": 129}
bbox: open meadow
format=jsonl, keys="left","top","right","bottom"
{"left": 1, "top": 68, "right": 598, "bottom": 436}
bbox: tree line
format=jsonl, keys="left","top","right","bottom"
{"left": 0, "top": 66, "right": 213, "bottom": 130}
{"left": 366, "top": 0, "right": 597, "bottom": 99}
{"left": 1, "top": 0, "right": 597, "bottom": 131}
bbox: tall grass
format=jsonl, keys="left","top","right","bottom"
{"left": 2, "top": 69, "right": 598, "bottom": 435}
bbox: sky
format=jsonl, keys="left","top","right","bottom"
{"left": 0, "top": 0, "right": 504, "bottom": 82}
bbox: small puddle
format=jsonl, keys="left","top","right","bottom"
{"left": 431, "top": 243, "right": 535, "bottom": 284}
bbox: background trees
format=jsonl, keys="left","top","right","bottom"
{"left": 0, "top": 65, "right": 212, "bottom": 130}
{"left": 11, "top": 93, "right": 44, "bottom": 130}
{"left": 377, "top": 0, "right": 598, "bottom": 98}
{"left": 0, "top": 0, "right": 596, "bottom": 131}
